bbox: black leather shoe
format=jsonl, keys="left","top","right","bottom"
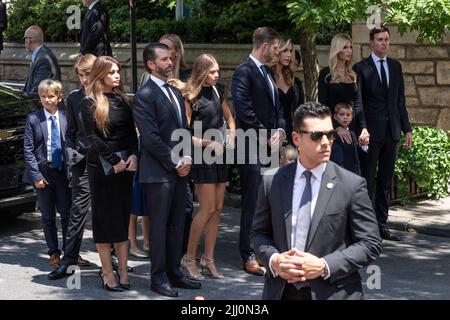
{"left": 151, "top": 282, "right": 179, "bottom": 297}
{"left": 169, "top": 275, "right": 201, "bottom": 289}
{"left": 48, "top": 265, "right": 71, "bottom": 280}
{"left": 380, "top": 228, "right": 401, "bottom": 241}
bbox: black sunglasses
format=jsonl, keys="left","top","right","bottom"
{"left": 297, "top": 130, "right": 336, "bottom": 141}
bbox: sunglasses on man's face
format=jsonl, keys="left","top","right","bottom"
{"left": 297, "top": 130, "right": 336, "bottom": 141}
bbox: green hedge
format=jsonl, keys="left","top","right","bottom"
{"left": 394, "top": 126, "right": 450, "bottom": 203}
{"left": 5, "top": 0, "right": 350, "bottom": 44}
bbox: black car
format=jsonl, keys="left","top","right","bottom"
{"left": 0, "top": 84, "right": 37, "bottom": 218}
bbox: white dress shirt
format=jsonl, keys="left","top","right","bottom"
{"left": 43, "top": 108, "right": 60, "bottom": 162}
{"left": 371, "top": 52, "right": 390, "bottom": 87}
{"left": 269, "top": 160, "right": 330, "bottom": 279}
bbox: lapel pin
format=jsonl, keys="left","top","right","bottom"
{"left": 327, "top": 183, "right": 333, "bottom": 189}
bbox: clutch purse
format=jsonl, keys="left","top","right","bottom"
{"left": 99, "top": 150, "right": 130, "bottom": 175}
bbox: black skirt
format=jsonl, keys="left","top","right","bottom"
{"left": 88, "top": 164, "right": 134, "bottom": 243}
{"left": 190, "top": 164, "right": 227, "bottom": 184}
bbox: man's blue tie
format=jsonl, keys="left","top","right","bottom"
{"left": 260, "top": 65, "right": 275, "bottom": 105}
{"left": 379, "top": 59, "right": 389, "bottom": 96}
{"left": 50, "top": 115, "right": 62, "bottom": 170}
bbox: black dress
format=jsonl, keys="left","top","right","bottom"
{"left": 318, "top": 66, "right": 367, "bottom": 133}
{"left": 190, "top": 84, "right": 227, "bottom": 184}
{"left": 80, "top": 93, "right": 137, "bottom": 243}
{"left": 278, "top": 77, "right": 305, "bottom": 144}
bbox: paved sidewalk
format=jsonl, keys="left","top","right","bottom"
{"left": 388, "top": 196, "right": 450, "bottom": 238}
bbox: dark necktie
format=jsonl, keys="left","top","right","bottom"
{"left": 293, "top": 170, "right": 312, "bottom": 290}
{"left": 50, "top": 115, "right": 62, "bottom": 170}
{"left": 163, "top": 83, "right": 182, "bottom": 126}
{"left": 379, "top": 59, "right": 389, "bottom": 95}
{"left": 260, "top": 65, "right": 275, "bottom": 105}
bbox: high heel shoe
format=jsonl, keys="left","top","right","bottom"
{"left": 181, "top": 254, "right": 205, "bottom": 280}
{"left": 115, "top": 269, "right": 131, "bottom": 290}
{"left": 200, "top": 255, "right": 224, "bottom": 279}
{"left": 98, "top": 269, "right": 123, "bottom": 292}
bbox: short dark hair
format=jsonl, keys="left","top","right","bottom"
{"left": 370, "top": 26, "right": 390, "bottom": 41}
{"left": 293, "top": 102, "right": 331, "bottom": 131}
{"left": 252, "top": 27, "right": 280, "bottom": 49}
{"left": 142, "top": 42, "right": 170, "bottom": 72}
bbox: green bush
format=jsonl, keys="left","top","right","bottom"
{"left": 5, "top": 0, "right": 350, "bottom": 44}
{"left": 394, "top": 126, "right": 450, "bottom": 203}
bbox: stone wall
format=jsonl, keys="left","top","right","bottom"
{"left": 1, "top": 23, "right": 448, "bottom": 131}
{"left": 352, "top": 22, "right": 450, "bottom": 131}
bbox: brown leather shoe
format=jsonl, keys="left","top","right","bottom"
{"left": 49, "top": 253, "right": 61, "bottom": 269}
{"left": 77, "top": 255, "right": 91, "bottom": 267}
{"left": 243, "top": 259, "right": 265, "bottom": 276}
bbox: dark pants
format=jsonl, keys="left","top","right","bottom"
{"left": 282, "top": 284, "right": 312, "bottom": 300}
{"left": 182, "top": 180, "right": 195, "bottom": 254}
{"left": 144, "top": 177, "right": 187, "bottom": 285}
{"left": 35, "top": 167, "right": 71, "bottom": 256}
{"left": 238, "top": 163, "right": 262, "bottom": 262}
{"left": 362, "top": 124, "right": 399, "bottom": 230}
{"left": 61, "top": 161, "right": 90, "bottom": 266}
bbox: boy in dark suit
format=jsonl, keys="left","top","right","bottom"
{"left": 330, "top": 103, "right": 366, "bottom": 175}
{"left": 23, "top": 80, "right": 71, "bottom": 268}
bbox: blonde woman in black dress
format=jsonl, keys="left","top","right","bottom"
{"left": 180, "top": 54, "right": 235, "bottom": 280}
{"left": 80, "top": 56, "right": 138, "bottom": 291}
{"left": 318, "top": 33, "right": 370, "bottom": 146}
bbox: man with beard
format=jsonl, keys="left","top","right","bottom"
{"left": 132, "top": 43, "right": 200, "bottom": 298}
{"left": 231, "top": 27, "right": 285, "bottom": 276}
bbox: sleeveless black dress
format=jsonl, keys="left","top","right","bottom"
{"left": 190, "top": 85, "right": 227, "bottom": 184}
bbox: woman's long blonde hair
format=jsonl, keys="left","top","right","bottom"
{"left": 184, "top": 53, "right": 218, "bottom": 103}
{"left": 327, "top": 33, "right": 357, "bottom": 83}
{"left": 86, "top": 56, "right": 130, "bottom": 136}
{"left": 159, "top": 34, "right": 188, "bottom": 80}
{"left": 269, "top": 38, "right": 295, "bottom": 87}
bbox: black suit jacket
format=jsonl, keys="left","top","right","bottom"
{"left": 65, "top": 89, "right": 90, "bottom": 171}
{"left": 0, "top": 2, "right": 7, "bottom": 52}
{"left": 250, "top": 161, "right": 382, "bottom": 300}
{"left": 353, "top": 56, "right": 411, "bottom": 142}
{"left": 330, "top": 130, "right": 361, "bottom": 175}
{"left": 80, "top": 1, "right": 112, "bottom": 57}
{"left": 23, "top": 108, "right": 67, "bottom": 185}
{"left": 23, "top": 45, "right": 61, "bottom": 99}
{"left": 231, "top": 57, "right": 285, "bottom": 132}
{"left": 132, "top": 77, "right": 191, "bottom": 183}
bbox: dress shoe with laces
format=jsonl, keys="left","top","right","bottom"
{"left": 151, "top": 282, "right": 179, "bottom": 297}
{"left": 77, "top": 255, "right": 91, "bottom": 267}
{"left": 169, "top": 275, "right": 202, "bottom": 289}
{"left": 49, "top": 252, "right": 61, "bottom": 269}
{"left": 48, "top": 265, "right": 71, "bottom": 280}
{"left": 380, "top": 228, "right": 401, "bottom": 241}
{"left": 243, "top": 259, "right": 265, "bottom": 276}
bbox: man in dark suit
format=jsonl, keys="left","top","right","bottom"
{"left": 23, "top": 80, "right": 71, "bottom": 268}
{"left": 23, "top": 25, "right": 61, "bottom": 99}
{"left": 0, "top": 1, "right": 7, "bottom": 56}
{"left": 133, "top": 43, "right": 200, "bottom": 298}
{"left": 251, "top": 102, "right": 382, "bottom": 300}
{"left": 80, "top": 0, "right": 112, "bottom": 57}
{"left": 231, "top": 27, "right": 285, "bottom": 276}
{"left": 354, "top": 26, "right": 413, "bottom": 241}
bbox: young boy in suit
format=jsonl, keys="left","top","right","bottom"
{"left": 330, "top": 102, "right": 366, "bottom": 175}
{"left": 23, "top": 80, "right": 71, "bottom": 268}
